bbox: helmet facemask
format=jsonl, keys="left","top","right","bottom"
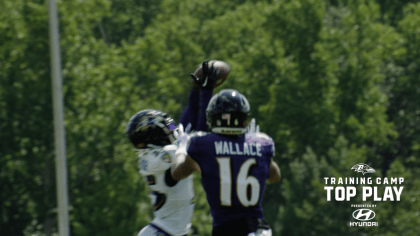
{"left": 207, "top": 112, "right": 249, "bottom": 135}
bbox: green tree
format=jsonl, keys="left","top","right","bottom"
{"left": 0, "top": 1, "right": 57, "bottom": 235}
{"left": 1, "top": 0, "right": 420, "bottom": 235}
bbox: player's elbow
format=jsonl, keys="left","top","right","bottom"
{"left": 170, "top": 166, "right": 184, "bottom": 181}
{"left": 171, "top": 155, "right": 198, "bottom": 180}
{"left": 170, "top": 163, "right": 193, "bottom": 181}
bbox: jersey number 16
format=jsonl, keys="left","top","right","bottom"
{"left": 216, "top": 157, "right": 260, "bottom": 207}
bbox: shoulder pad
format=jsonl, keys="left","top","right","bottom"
{"left": 255, "top": 132, "right": 272, "bottom": 141}
{"left": 139, "top": 146, "right": 174, "bottom": 173}
{"left": 161, "top": 144, "right": 177, "bottom": 163}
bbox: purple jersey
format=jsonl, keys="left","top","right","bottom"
{"left": 187, "top": 132, "right": 274, "bottom": 228}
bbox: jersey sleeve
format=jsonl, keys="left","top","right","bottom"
{"left": 247, "top": 132, "right": 275, "bottom": 159}
{"left": 186, "top": 132, "right": 206, "bottom": 162}
{"left": 179, "top": 90, "right": 200, "bottom": 130}
{"left": 260, "top": 133, "right": 275, "bottom": 159}
{"left": 196, "top": 89, "right": 213, "bottom": 131}
{"left": 187, "top": 136, "right": 199, "bottom": 161}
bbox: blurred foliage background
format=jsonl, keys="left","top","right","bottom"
{"left": 1, "top": 0, "right": 419, "bottom": 235}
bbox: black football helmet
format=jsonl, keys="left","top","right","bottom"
{"left": 126, "top": 109, "right": 177, "bottom": 148}
{"left": 206, "top": 89, "right": 250, "bottom": 135}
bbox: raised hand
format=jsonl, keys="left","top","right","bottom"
{"left": 247, "top": 118, "right": 260, "bottom": 133}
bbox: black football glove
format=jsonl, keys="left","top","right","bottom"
{"left": 190, "top": 60, "right": 221, "bottom": 90}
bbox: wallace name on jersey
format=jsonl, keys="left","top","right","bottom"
{"left": 214, "top": 141, "right": 262, "bottom": 157}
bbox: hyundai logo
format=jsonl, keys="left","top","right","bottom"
{"left": 352, "top": 209, "right": 376, "bottom": 221}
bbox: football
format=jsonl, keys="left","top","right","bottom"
{"left": 193, "top": 60, "right": 231, "bottom": 88}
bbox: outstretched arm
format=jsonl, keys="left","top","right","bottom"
{"left": 196, "top": 89, "right": 213, "bottom": 131}
{"left": 180, "top": 60, "right": 216, "bottom": 131}
{"left": 171, "top": 124, "right": 201, "bottom": 180}
{"left": 193, "top": 60, "right": 230, "bottom": 131}
{"left": 179, "top": 87, "right": 200, "bottom": 130}
{"left": 171, "top": 152, "right": 200, "bottom": 181}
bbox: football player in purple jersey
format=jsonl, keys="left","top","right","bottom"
{"left": 171, "top": 89, "right": 281, "bottom": 236}
{"left": 126, "top": 60, "right": 221, "bottom": 236}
